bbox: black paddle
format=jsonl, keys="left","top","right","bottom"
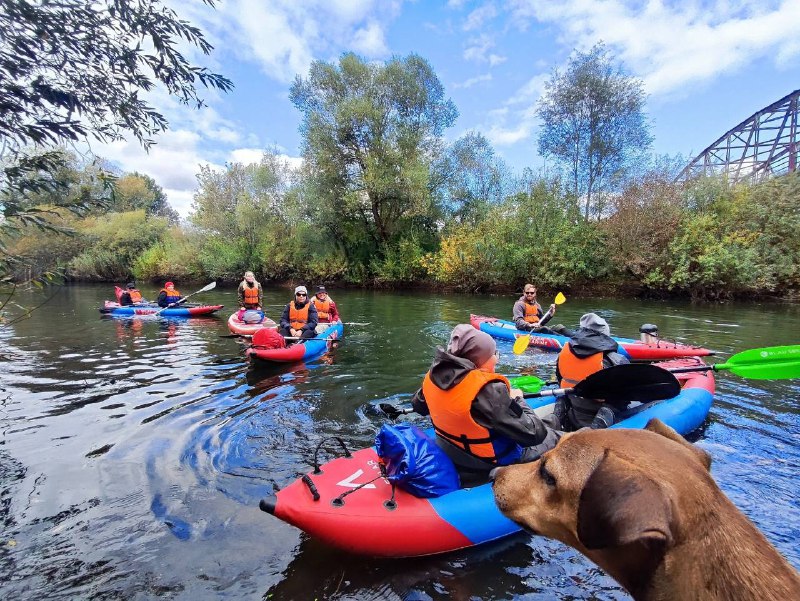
{"left": 378, "top": 363, "right": 681, "bottom": 419}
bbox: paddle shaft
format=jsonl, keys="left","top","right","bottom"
{"left": 153, "top": 282, "right": 216, "bottom": 315}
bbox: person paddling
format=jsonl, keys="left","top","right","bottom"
{"left": 157, "top": 281, "right": 183, "bottom": 308}
{"left": 553, "top": 313, "right": 630, "bottom": 430}
{"left": 512, "top": 284, "right": 568, "bottom": 335}
{"left": 119, "top": 282, "right": 146, "bottom": 306}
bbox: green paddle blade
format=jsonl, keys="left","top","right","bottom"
{"left": 509, "top": 375, "right": 546, "bottom": 393}
{"left": 718, "top": 345, "right": 800, "bottom": 379}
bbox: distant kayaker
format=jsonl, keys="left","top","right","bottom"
{"left": 237, "top": 271, "right": 263, "bottom": 311}
{"left": 554, "top": 312, "right": 630, "bottom": 430}
{"left": 310, "top": 286, "right": 339, "bottom": 333}
{"left": 512, "top": 284, "right": 568, "bottom": 335}
{"left": 411, "top": 324, "right": 562, "bottom": 484}
{"left": 279, "top": 286, "right": 318, "bottom": 341}
{"left": 157, "top": 281, "right": 183, "bottom": 308}
{"left": 119, "top": 282, "right": 146, "bottom": 306}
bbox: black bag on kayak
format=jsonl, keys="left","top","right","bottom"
{"left": 375, "top": 423, "right": 460, "bottom": 498}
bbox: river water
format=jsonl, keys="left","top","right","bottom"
{"left": 1, "top": 284, "right": 798, "bottom": 600}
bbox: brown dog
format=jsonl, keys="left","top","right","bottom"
{"left": 492, "top": 419, "right": 800, "bottom": 601}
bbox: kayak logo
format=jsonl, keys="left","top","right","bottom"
{"left": 337, "top": 469, "right": 376, "bottom": 489}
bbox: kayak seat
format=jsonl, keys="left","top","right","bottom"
{"left": 434, "top": 437, "right": 494, "bottom": 488}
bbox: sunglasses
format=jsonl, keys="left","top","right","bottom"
{"left": 296, "top": 292, "right": 307, "bottom": 297}
{"left": 525, "top": 291, "right": 537, "bottom": 295}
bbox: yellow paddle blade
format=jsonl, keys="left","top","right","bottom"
{"left": 554, "top": 292, "right": 566, "bottom": 304}
{"left": 513, "top": 334, "right": 531, "bottom": 355}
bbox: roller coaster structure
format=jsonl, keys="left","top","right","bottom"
{"left": 678, "top": 89, "right": 799, "bottom": 183}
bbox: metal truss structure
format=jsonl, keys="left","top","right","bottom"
{"left": 678, "top": 89, "right": 799, "bottom": 184}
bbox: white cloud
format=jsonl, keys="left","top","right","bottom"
{"left": 464, "top": 3, "right": 498, "bottom": 31}
{"left": 208, "top": 0, "right": 402, "bottom": 83}
{"left": 453, "top": 73, "right": 493, "bottom": 89}
{"left": 464, "top": 34, "right": 507, "bottom": 65}
{"left": 508, "top": 0, "right": 800, "bottom": 96}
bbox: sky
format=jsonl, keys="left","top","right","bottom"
{"left": 94, "top": 0, "right": 800, "bottom": 217}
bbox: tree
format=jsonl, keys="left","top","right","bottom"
{"left": 0, "top": 0, "right": 231, "bottom": 282}
{"left": 433, "top": 131, "right": 511, "bottom": 226}
{"left": 289, "top": 53, "right": 457, "bottom": 266}
{"left": 537, "top": 43, "right": 651, "bottom": 221}
{"left": 112, "top": 173, "right": 179, "bottom": 224}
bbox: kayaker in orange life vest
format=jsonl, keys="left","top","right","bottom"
{"left": 310, "top": 285, "right": 339, "bottom": 332}
{"left": 411, "top": 324, "right": 562, "bottom": 485}
{"left": 119, "top": 282, "right": 146, "bottom": 306}
{"left": 553, "top": 312, "right": 630, "bottom": 431}
{"left": 512, "top": 283, "right": 568, "bottom": 335}
{"left": 278, "top": 286, "right": 318, "bottom": 341}
{"left": 157, "top": 281, "right": 183, "bottom": 308}
{"left": 237, "top": 271, "right": 263, "bottom": 310}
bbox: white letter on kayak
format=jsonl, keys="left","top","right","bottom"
{"left": 337, "top": 469, "right": 377, "bottom": 489}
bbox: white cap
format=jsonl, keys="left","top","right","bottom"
{"left": 294, "top": 285, "right": 307, "bottom": 295}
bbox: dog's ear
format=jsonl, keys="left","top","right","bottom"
{"left": 645, "top": 418, "right": 712, "bottom": 471}
{"left": 577, "top": 450, "right": 673, "bottom": 552}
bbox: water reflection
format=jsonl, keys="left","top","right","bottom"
{"left": 0, "top": 284, "right": 798, "bottom": 599}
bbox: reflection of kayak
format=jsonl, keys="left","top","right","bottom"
{"left": 470, "top": 314, "right": 713, "bottom": 361}
{"left": 227, "top": 312, "right": 277, "bottom": 336}
{"left": 259, "top": 358, "right": 714, "bottom": 557}
{"left": 99, "top": 301, "right": 223, "bottom": 316}
{"left": 246, "top": 322, "right": 343, "bottom": 364}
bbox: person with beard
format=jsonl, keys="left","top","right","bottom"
{"left": 278, "top": 286, "right": 318, "bottom": 341}
{"left": 554, "top": 312, "right": 630, "bottom": 430}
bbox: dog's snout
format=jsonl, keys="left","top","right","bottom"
{"left": 489, "top": 467, "right": 503, "bottom": 482}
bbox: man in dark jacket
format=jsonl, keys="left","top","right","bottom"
{"left": 412, "top": 324, "right": 562, "bottom": 484}
{"left": 554, "top": 313, "right": 630, "bottom": 430}
{"left": 279, "top": 285, "right": 318, "bottom": 341}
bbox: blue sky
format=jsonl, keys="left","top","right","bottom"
{"left": 95, "top": 0, "right": 800, "bottom": 216}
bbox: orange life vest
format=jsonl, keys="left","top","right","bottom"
{"left": 557, "top": 342, "right": 604, "bottom": 388}
{"left": 523, "top": 301, "right": 542, "bottom": 324}
{"left": 422, "top": 370, "right": 511, "bottom": 462}
{"left": 129, "top": 290, "right": 143, "bottom": 303}
{"left": 160, "top": 288, "right": 182, "bottom": 304}
{"left": 312, "top": 297, "right": 331, "bottom": 322}
{"left": 289, "top": 302, "right": 310, "bottom": 330}
{"left": 242, "top": 282, "right": 260, "bottom": 307}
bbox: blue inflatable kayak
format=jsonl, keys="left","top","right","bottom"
{"left": 471, "top": 314, "right": 713, "bottom": 361}
{"left": 99, "top": 301, "right": 224, "bottom": 317}
{"left": 259, "top": 358, "right": 714, "bottom": 557}
{"left": 246, "top": 321, "right": 343, "bottom": 363}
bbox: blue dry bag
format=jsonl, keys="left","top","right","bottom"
{"left": 375, "top": 423, "right": 460, "bottom": 498}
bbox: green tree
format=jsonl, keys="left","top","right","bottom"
{"left": 0, "top": 0, "right": 231, "bottom": 282}
{"left": 290, "top": 53, "right": 458, "bottom": 268}
{"left": 434, "top": 131, "right": 510, "bottom": 226}
{"left": 112, "top": 173, "right": 179, "bottom": 224}
{"left": 537, "top": 42, "right": 651, "bottom": 220}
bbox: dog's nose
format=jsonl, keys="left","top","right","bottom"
{"left": 489, "top": 467, "right": 501, "bottom": 481}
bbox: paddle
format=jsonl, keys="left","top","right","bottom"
{"left": 379, "top": 363, "right": 680, "bottom": 419}
{"left": 152, "top": 281, "right": 216, "bottom": 316}
{"left": 666, "top": 345, "right": 800, "bottom": 380}
{"left": 513, "top": 292, "right": 567, "bottom": 355}
{"left": 507, "top": 375, "right": 547, "bottom": 393}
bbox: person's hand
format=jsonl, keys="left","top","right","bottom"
{"left": 549, "top": 303, "right": 556, "bottom": 313}
{"left": 510, "top": 387, "right": 523, "bottom": 400}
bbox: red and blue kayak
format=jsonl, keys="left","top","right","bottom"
{"left": 471, "top": 314, "right": 713, "bottom": 361}
{"left": 259, "top": 358, "right": 714, "bottom": 557}
{"left": 99, "top": 300, "right": 223, "bottom": 317}
{"left": 246, "top": 321, "right": 343, "bottom": 364}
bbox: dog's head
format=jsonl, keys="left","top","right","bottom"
{"left": 493, "top": 419, "right": 713, "bottom": 557}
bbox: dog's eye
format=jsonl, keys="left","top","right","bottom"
{"left": 539, "top": 461, "right": 557, "bottom": 487}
